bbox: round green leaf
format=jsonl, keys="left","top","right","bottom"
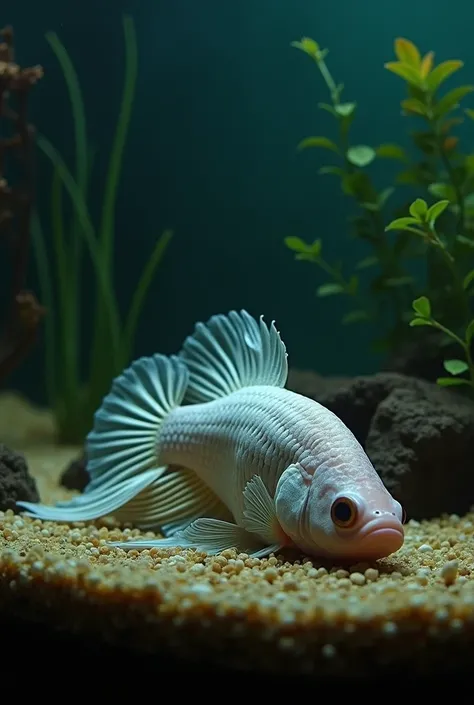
{"left": 436, "top": 376, "right": 471, "bottom": 387}
{"left": 316, "top": 283, "right": 344, "bottom": 297}
{"left": 443, "top": 359, "right": 469, "bottom": 376}
{"left": 428, "top": 183, "right": 456, "bottom": 200}
{"left": 385, "top": 216, "right": 420, "bottom": 232}
{"left": 346, "top": 145, "right": 376, "bottom": 168}
{"left": 335, "top": 102, "right": 356, "bottom": 117}
{"left": 297, "top": 136, "right": 340, "bottom": 153}
{"left": 318, "top": 165, "right": 344, "bottom": 177}
{"left": 285, "top": 236, "right": 310, "bottom": 253}
{"left": 375, "top": 143, "right": 407, "bottom": 161}
{"left": 426, "top": 199, "right": 449, "bottom": 225}
{"left": 409, "top": 317, "right": 433, "bottom": 327}
{"left": 412, "top": 295, "right": 431, "bottom": 318}
{"left": 409, "top": 198, "right": 428, "bottom": 220}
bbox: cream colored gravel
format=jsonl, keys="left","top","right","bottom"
{"left": 1, "top": 392, "right": 474, "bottom": 675}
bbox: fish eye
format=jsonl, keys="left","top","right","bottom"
{"left": 402, "top": 507, "right": 407, "bottom": 524}
{"left": 331, "top": 497, "right": 358, "bottom": 528}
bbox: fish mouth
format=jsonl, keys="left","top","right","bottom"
{"left": 357, "top": 521, "right": 405, "bottom": 559}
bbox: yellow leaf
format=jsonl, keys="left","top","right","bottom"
{"left": 394, "top": 38, "right": 421, "bottom": 67}
{"left": 420, "top": 51, "right": 434, "bottom": 79}
{"left": 401, "top": 98, "right": 427, "bottom": 115}
{"left": 291, "top": 37, "right": 320, "bottom": 59}
{"left": 384, "top": 61, "right": 421, "bottom": 86}
{"left": 426, "top": 60, "right": 463, "bottom": 92}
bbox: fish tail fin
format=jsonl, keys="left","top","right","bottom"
{"left": 179, "top": 309, "right": 288, "bottom": 404}
{"left": 17, "top": 353, "right": 189, "bottom": 522}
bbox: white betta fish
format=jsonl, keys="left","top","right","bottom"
{"left": 18, "top": 310, "right": 405, "bottom": 560}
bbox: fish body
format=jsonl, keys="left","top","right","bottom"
{"left": 18, "top": 310, "right": 405, "bottom": 561}
{"left": 159, "top": 385, "right": 378, "bottom": 529}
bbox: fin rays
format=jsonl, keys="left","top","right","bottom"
{"left": 108, "top": 517, "right": 282, "bottom": 558}
{"left": 17, "top": 310, "right": 290, "bottom": 560}
{"left": 180, "top": 310, "right": 288, "bottom": 404}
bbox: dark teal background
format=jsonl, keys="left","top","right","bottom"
{"left": 2, "top": 0, "right": 474, "bottom": 404}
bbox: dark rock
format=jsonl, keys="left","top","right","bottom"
{"left": 0, "top": 444, "right": 39, "bottom": 512}
{"left": 60, "top": 452, "right": 88, "bottom": 492}
{"left": 287, "top": 369, "right": 474, "bottom": 520}
{"left": 366, "top": 382, "right": 474, "bottom": 518}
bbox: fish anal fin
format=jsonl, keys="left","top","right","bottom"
{"left": 111, "top": 466, "right": 232, "bottom": 532}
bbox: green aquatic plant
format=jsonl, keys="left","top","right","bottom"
{"left": 285, "top": 36, "right": 474, "bottom": 357}
{"left": 387, "top": 195, "right": 474, "bottom": 390}
{"left": 32, "top": 15, "right": 173, "bottom": 443}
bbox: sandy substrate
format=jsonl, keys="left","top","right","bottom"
{"left": 1, "top": 392, "right": 474, "bottom": 675}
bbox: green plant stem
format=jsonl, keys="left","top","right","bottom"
{"left": 424, "top": 92, "right": 465, "bottom": 233}
{"left": 313, "top": 255, "right": 368, "bottom": 312}
{"left": 431, "top": 319, "right": 474, "bottom": 386}
{"left": 439, "top": 142, "right": 465, "bottom": 233}
{"left": 316, "top": 56, "right": 408, "bottom": 333}
{"left": 315, "top": 57, "right": 340, "bottom": 105}
{"left": 425, "top": 222, "right": 471, "bottom": 325}
{"left": 431, "top": 319, "right": 465, "bottom": 349}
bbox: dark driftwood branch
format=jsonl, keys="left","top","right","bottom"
{"left": 0, "top": 25, "right": 45, "bottom": 384}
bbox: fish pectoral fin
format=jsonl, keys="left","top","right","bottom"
{"left": 241, "top": 474, "right": 283, "bottom": 544}
{"left": 108, "top": 517, "right": 275, "bottom": 557}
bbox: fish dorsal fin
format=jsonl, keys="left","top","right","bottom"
{"left": 179, "top": 309, "right": 288, "bottom": 403}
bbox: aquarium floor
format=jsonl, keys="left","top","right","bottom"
{"left": 1, "top": 392, "right": 474, "bottom": 678}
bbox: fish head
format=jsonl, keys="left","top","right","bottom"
{"left": 274, "top": 462, "right": 405, "bottom": 561}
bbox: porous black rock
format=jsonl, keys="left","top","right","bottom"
{"left": 0, "top": 444, "right": 39, "bottom": 512}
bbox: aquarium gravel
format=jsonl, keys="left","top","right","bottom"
{"left": 1, "top": 394, "right": 474, "bottom": 675}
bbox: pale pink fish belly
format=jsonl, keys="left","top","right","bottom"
{"left": 157, "top": 384, "right": 382, "bottom": 524}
